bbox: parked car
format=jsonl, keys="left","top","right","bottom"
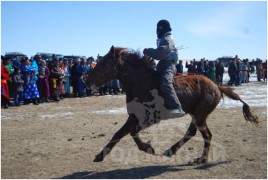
{"left": 63, "top": 55, "right": 87, "bottom": 61}
{"left": 4, "top": 52, "right": 27, "bottom": 66}
{"left": 216, "top": 56, "right": 234, "bottom": 67}
{"left": 55, "top": 54, "right": 64, "bottom": 59}
{"left": 35, "top": 53, "right": 53, "bottom": 62}
{"left": 34, "top": 53, "right": 64, "bottom": 62}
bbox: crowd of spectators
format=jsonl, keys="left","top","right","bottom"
{"left": 1, "top": 55, "right": 121, "bottom": 109}
{"left": 176, "top": 58, "right": 225, "bottom": 85}
{"left": 176, "top": 55, "right": 267, "bottom": 86}
{"left": 1, "top": 54, "right": 267, "bottom": 109}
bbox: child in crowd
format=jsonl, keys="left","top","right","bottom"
{"left": 12, "top": 67, "right": 24, "bottom": 106}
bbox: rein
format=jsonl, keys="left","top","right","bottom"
{"left": 92, "top": 57, "right": 121, "bottom": 84}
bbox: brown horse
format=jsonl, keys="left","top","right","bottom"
{"left": 85, "top": 46, "right": 258, "bottom": 164}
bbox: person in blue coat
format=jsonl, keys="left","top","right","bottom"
{"left": 71, "top": 58, "right": 83, "bottom": 97}
{"left": 175, "top": 60, "right": 183, "bottom": 76}
{"left": 30, "top": 57, "right": 39, "bottom": 82}
{"left": 63, "top": 59, "right": 71, "bottom": 97}
{"left": 85, "top": 57, "right": 95, "bottom": 96}
{"left": 21, "top": 57, "right": 40, "bottom": 105}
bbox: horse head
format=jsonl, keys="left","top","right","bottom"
{"left": 85, "top": 46, "right": 124, "bottom": 88}
{"left": 85, "top": 46, "right": 156, "bottom": 90}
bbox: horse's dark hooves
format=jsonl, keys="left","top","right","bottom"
{"left": 140, "top": 143, "right": 155, "bottom": 155}
{"left": 93, "top": 155, "right": 104, "bottom": 162}
{"left": 188, "top": 157, "right": 208, "bottom": 165}
{"left": 147, "top": 147, "right": 155, "bottom": 155}
{"left": 162, "top": 149, "right": 173, "bottom": 158}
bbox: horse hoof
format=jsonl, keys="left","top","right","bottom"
{"left": 147, "top": 147, "right": 155, "bottom": 155}
{"left": 93, "top": 155, "right": 104, "bottom": 162}
{"left": 140, "top": 143, "right": 155, "bottom": 155}
{"left": 189, "top": 157, "right": 208, "bottom": 165}
{"left": 162, "top": 149, "right": 173, "bottom": 158}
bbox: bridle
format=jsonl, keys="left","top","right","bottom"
{"left": 91, "top": 56, "right": 121, "bottom": 84}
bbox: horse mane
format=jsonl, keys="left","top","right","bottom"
{"left": 114, "top": 47, "right": 155, "bottom": 71}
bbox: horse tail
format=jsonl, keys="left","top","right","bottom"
{"left": 218, "top": 86, "right": 259, "bottom": 125}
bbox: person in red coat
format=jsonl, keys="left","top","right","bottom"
{"left": 1, "top": 56, "right": 10, "bottom": 108}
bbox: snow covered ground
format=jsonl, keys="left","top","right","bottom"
{"left": 219, "top": 73, "right": 267, "bottom": 109}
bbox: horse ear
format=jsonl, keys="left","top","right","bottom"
{"left": 109, "top": 46, "right": 115, "bottom": 57}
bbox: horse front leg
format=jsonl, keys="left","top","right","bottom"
{"left": 130, "top": 131, "right": 155, "bottom": 155}
{"left": 93, "top": 115, "right": 133, "bottom": 162}
{"left": 129, "top": 116, "right": 155, "bottom": 155}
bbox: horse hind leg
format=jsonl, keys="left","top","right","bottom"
{"left": 162, "top": 114, "right": 212, "bottom": 164}
{"left": 163, "top": 116, "right": 197, "bottom": 158}
{"left": 192, "top": 121, "right": 212, "bottom": 164}
{"left": 191, "top": 93, "right": 219, "bottom": 164}
{"left": 93, "top": 115, "right": 133, "bottom": 162}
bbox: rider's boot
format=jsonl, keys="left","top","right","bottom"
{"left": 167, "top": 107, "right": 186, "bottom": 118}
